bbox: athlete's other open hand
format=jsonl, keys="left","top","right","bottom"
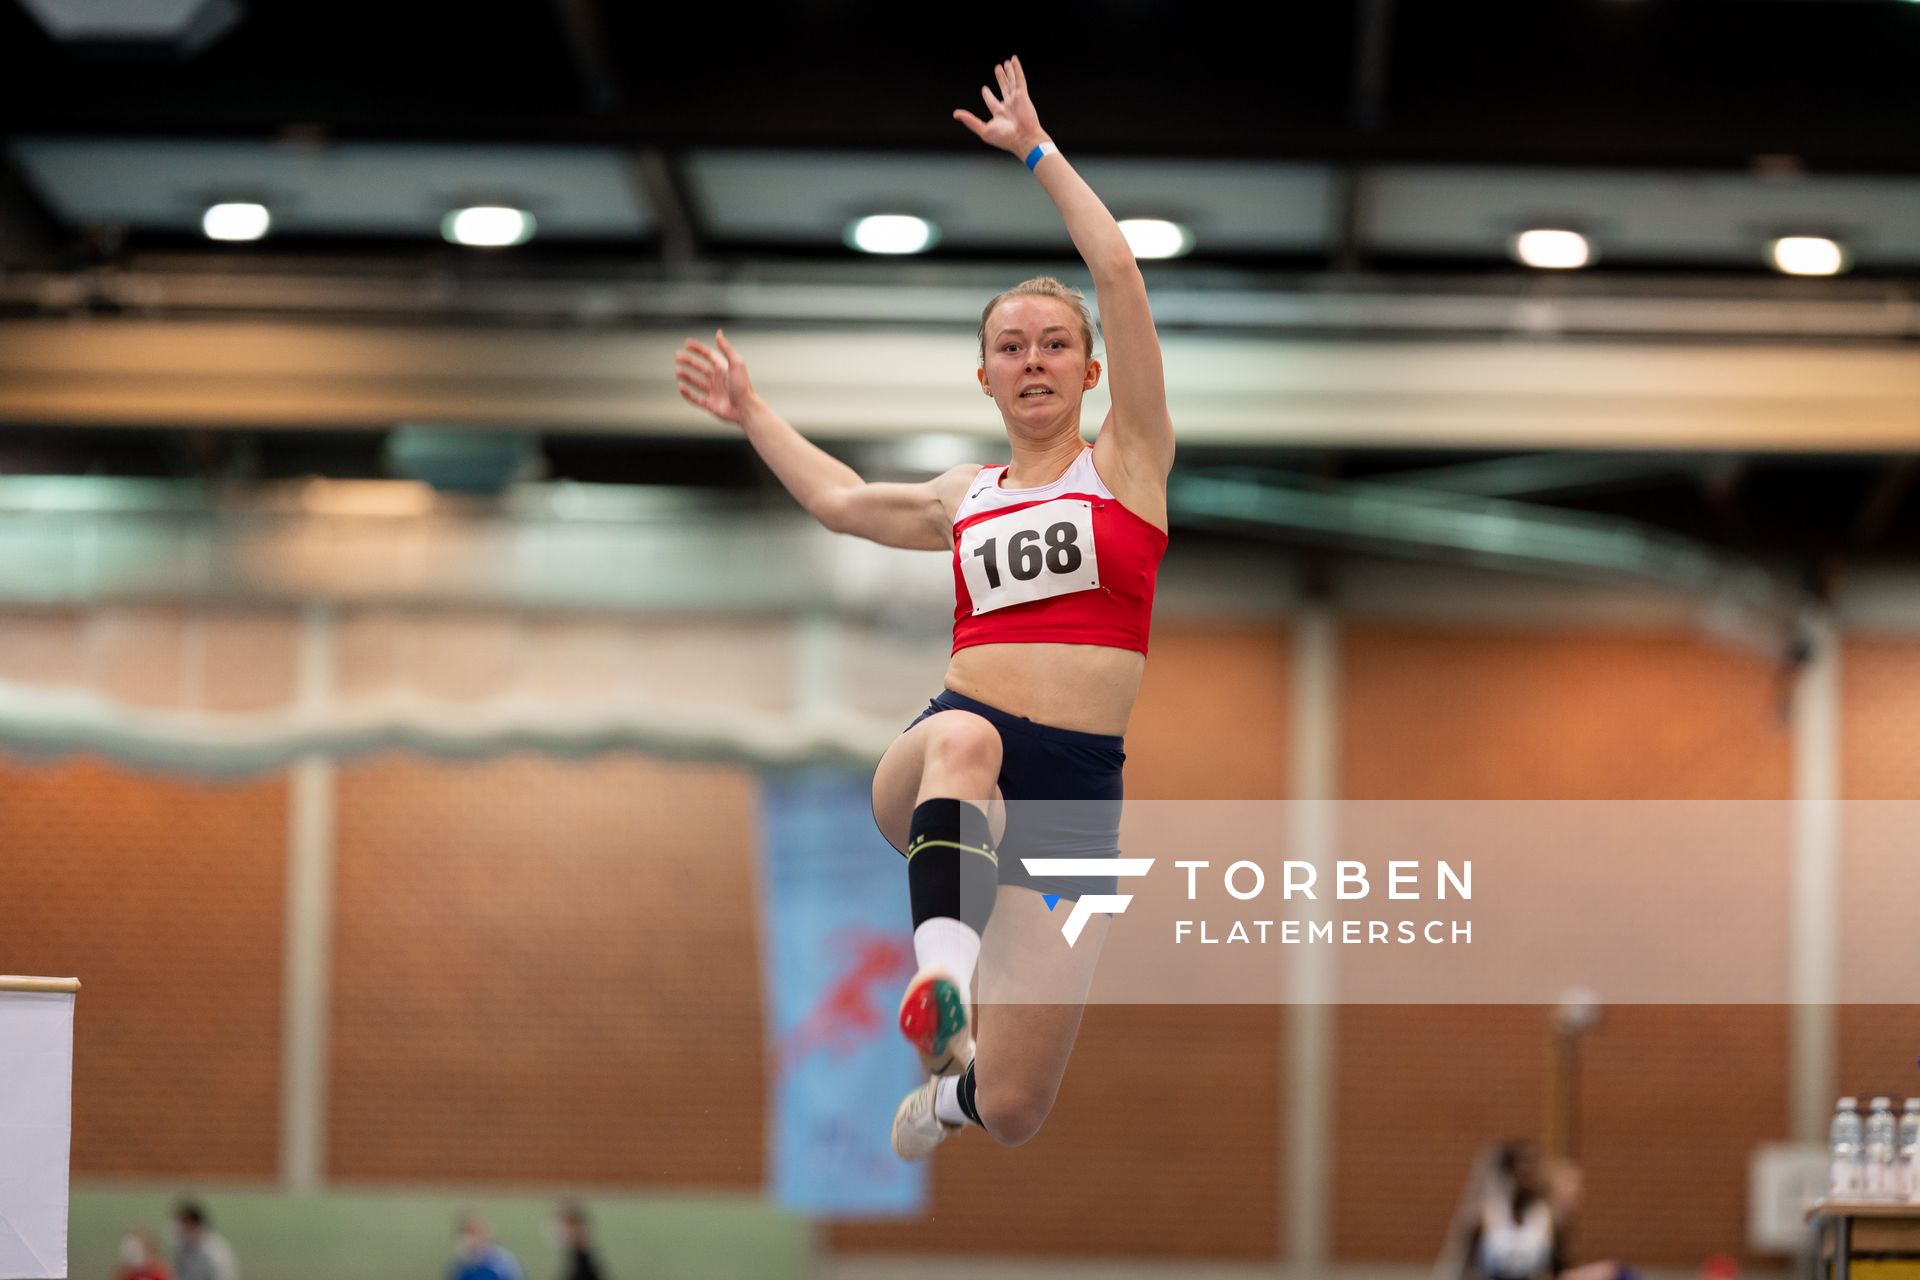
{"left": 952, "top": 56, "right": 1046, "bottom": 157}
{"left": 675, "top": 330, "right": 756, "bottom": 426}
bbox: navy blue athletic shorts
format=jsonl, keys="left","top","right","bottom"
{"left": 897, "top": 688, "right": 1125, "bottom": 901}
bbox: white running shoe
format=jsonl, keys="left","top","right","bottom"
{"left": 897, "top": 966, "right": 973, "bottom": 1078}
{"left": 890, "top": 1075, "right": 960, "bottom": 1162}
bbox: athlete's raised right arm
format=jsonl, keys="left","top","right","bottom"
{"left": 675, "top": 330, "right": 975, "bottom": 551}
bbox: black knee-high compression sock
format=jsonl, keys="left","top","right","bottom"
{"left": 906, "top": 798, "right": 998, "bottom": 935}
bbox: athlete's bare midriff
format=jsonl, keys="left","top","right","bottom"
{"left": 943, "top": 641, "right": 1145, "bottom": 737}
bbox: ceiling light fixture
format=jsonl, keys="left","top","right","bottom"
{"left": 1117, "top": 218, "right": 1194, "bottom": 260}
{"left": 844, "top": 214, "right": 938, "bottom": 255}
{"left": 1767, "top": 236, "right": 1847, "bottom": 277}
{"left": 442, "top": 206, "right": 536, "bottom": 248}
{"left": 1511, "top": 228, "right": 1593, "bottom": 270}
{"left": 201, "top": 201, "right": 270, "bottom": 242}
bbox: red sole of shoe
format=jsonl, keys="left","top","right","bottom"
{"left": 899, "top": 977, "right": 965, "bottom": 1057}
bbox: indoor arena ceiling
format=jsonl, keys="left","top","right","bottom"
{"left": 5, "top": 0, "right": 1920, "bottom": 272}
{"left": 5, "top": 0, "right": 1920, "bottom": 583}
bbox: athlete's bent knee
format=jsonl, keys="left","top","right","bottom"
{"left": 923, "top": 712, "right": 1002, "bottom": 782}
{"left": 977, "top": 1083, "right": 1055, "bottom": 1148}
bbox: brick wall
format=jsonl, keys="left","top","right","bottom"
{"left": 1126, "top": 621, "right": 1294, "bottom": 801}
{"left": 1333, "top": 1003, "right": 1548, "bottom": 1258}
{"left": 4, "top": 607, "right": 1896, "bottom": 1269}
{"left": 0, "top": 757, "right": 286, "bottom": 1178}
{"left": 1337, "top": 626, "right": 1792, "bottom": 1269}
{"left": 327, "top": 751, "right": 764, "bottom": 1185}
{"left": 1840, "top": 637, "right": 1920, "bottom": 801}
{"left": 1838, "top": 637, "right": 1920, "bottom": 1106}
{"left": 1342, "top": 627, "right": 1790, "bottom": 802}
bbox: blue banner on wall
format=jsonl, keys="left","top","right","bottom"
{"left": 757, "top": 766, "right": 927, "bottom": 1217}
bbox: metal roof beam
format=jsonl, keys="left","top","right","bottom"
{"left": 1168, "top": 468, "right": 1805, "bottom": 640}
{"left": 626, "top": 149, "right": 701, "bottom": 269}
{"left": 4, "top": 317, "right": 1919, "bottom": 452}
{"left": 1368, "top": 453, "right": 1702, "bottom": 499}
{"left": 3, "top": 268, "right": 1918, "bottom": 340}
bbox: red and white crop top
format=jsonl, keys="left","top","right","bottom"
{"left": 950, "top": 446, "right": 1168, "bottom": 655}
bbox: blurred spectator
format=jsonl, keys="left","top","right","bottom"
{"left": 1461, "top": 1142, "right": 1634, "bottom": 1280}
{"left": 449, "top": 1214, "right": 524, "bottom": 1280}
{"left": 1465, "top": 1142, "right": 1560, "bottom": 1280}
{"left": 113, "top": 1227, "right": 170, "bottom": 1280}
{"left": 552, "top": 1203, "right": 605, "bottom": 1280}
{"left": 169, "top": 1203, "right": 237, "bottom": 1280}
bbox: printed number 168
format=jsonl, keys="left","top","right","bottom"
{"left": 972, "top": 522, "right": 1084, "bottom": 589}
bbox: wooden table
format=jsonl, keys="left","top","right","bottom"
{"left": 1807, "top": 1200, "right": 1920, "bottom": 1279}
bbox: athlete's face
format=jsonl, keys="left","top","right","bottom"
{"left": 976, "top": 295, "right": 1100, "bottom": 438}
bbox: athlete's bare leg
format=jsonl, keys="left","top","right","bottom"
{"left": 875, "top": 715, "right": 1102, "bottom": 1149}
{"left": 873, "top": 707, "right": 1008, "bottom": 1091}
{"left": 970, "top": 884, "right": 1108, "bottom": 1145}
{"left": 871, "top": 709, "right": 1006, "bottom": 849}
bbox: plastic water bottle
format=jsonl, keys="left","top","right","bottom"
{"left": 1865, "top": 1096, "right": 1897, "bottom": 1200}
{"left": 1830, "top": 1096, "right": 1864, "bottom": 1198}
{"left": 1898, "top": 1098, "right": 1920, "bottom": 1203}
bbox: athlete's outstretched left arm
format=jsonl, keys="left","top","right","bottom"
{"left": 955, "top": 57, "right": 1175, "bottom": 485}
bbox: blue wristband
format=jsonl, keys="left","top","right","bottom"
{"left": 1023, "top": 141, "right": 1057, "bottom": 172}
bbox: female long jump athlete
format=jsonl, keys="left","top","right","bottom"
{"left": 676, "top": 56, "right": 1173, "bottom": 1160}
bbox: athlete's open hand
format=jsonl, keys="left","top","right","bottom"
{"left": 675, "top": 330, "right": 756, "bottom": 425}
{"left": 953, "top": 56, "right": 1046, "bottom": 157}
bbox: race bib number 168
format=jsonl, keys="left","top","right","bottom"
{"left": 957, "top": 499, "right": 1101, "bottom": 616}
